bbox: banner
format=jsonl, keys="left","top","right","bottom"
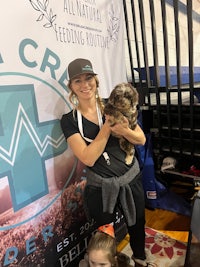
{"left": 0, "top": 1, "right": 127, "bottom": 266}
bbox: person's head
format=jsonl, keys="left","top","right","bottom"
{"left": 87, "top": 224, "right": 117, "bottom": 267}
{"left": 67, "top": 58, "right": 102, "bottom": 109}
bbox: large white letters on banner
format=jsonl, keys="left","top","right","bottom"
{"left": 0, "top": 1, "right": 127, "bottom": 266}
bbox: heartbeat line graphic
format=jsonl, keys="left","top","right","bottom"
{"left": 0, "top": 103, "right": 65, "bottom": 166}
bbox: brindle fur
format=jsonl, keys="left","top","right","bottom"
{"left": 104, "top": 83, "right": 138, "bottom": 165}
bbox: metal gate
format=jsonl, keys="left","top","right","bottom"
{"left": 122, "top": 1, "right": 200, "bottom": 265}
{"left": 123, "top": 0, "right": 200, "bottom": 171}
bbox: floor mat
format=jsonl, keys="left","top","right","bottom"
{"left": 121, "top": 227, "right": 187, "bottom": 267}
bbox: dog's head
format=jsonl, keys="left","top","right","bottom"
{"left": 105, "top": 83, "right": 138, "bottom": 114}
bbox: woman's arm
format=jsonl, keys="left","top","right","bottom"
{"left": 110, "top": 117, "right": 146, "bottom": 145}
{"left": 67, "top": 120, "right": 111, "bottom": 167}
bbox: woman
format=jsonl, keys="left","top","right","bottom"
{"left": 60, "top": 58, "right": 148, "bottom": 266}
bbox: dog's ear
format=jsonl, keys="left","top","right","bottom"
{"left": 104, "top": 102, "right": 115, "bottom": 115}
{"left": 129, "top": 89, "right": 138, "bottom": 107}
{"left": 108, "top": 89, "right": 120, "bottom": 105}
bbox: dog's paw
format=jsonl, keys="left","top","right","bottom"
{"left": 125, "top": 155, "right": 134, "bottom": 165}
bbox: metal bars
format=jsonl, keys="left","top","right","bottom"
{"left": 187, "top": 0, "right": 194, "bottom": 157}
{"left": 122, "top": 0, "right": 198, "bottom": 159}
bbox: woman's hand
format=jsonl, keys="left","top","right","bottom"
{"left": 109, "top": 116, "right": 129, "bottom": 136}
{"left": 105, "top": 115, "right": 146, "bottom": 145}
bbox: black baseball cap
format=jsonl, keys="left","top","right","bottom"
{"left": 68, "top": 58, "right": 97, "bottom": 80}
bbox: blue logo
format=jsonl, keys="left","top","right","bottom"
{"left": 0, "top": 72, "right": 73, "bottom": 230}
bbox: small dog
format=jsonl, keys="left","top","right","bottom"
{"left": 104, "top": 83, "right": 138, "bottom": 165}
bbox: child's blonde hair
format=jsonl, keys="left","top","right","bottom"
{"left": 87, "top": 230, "right": 118, "bottom": 266}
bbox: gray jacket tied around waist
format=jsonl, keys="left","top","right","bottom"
{"left": 85, "top": 161, "right": 140, "bottom": 226}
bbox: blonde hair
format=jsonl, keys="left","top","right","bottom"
{"left": 87, "top": 231, "right": 118, "bottom": 267}
{"left": 67, "top": 75, "right": 105, "bottom": 115}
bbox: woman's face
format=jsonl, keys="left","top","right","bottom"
{"left": 88, "top": 249, "right": 112, "bottom": 267}
{"left": 70, "top": 73, "right": 97, "bottom": 101}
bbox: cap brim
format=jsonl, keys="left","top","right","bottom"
{"left": 69, "top": 72, "right": 97, "bottom": 80}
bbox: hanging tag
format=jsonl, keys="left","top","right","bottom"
{"left": 103, "top": 152, "right": 111, "bottom": 165}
